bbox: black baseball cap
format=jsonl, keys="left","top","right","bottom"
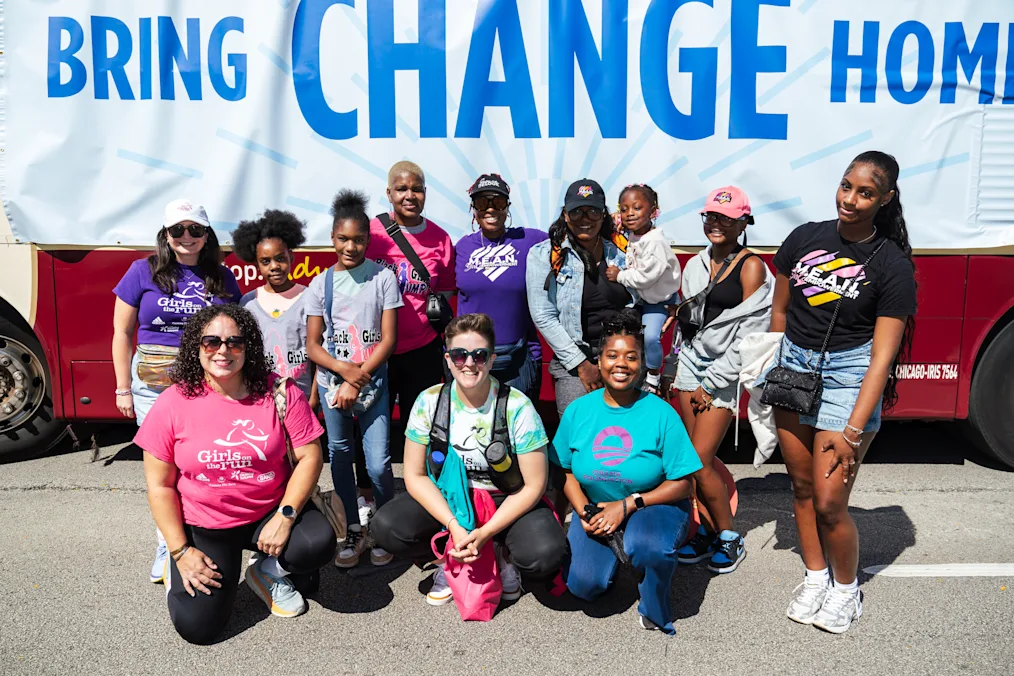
{"left": 564, "top": 179, "right": 606, "bottom": 211}
{"left": 468, "top": 173, "right": 511, "bottom": 198}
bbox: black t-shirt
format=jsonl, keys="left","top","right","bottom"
{"left": 581, "top": 259, "right": 631, "bottom": 352}
{"left": 773, "top": 220, "right": 917, "bottom": 352}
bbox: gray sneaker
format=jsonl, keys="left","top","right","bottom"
{"left": 812, "top": 588, "right": 863, "bottom": 634}
{"left": 786, "top": 580, "right": 830, "bottom": 625}
{"left": 245, "top": 559, "right": 307, "bottom": 618}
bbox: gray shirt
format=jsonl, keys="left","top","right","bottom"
{"left": 240, "top": 290, "right": 315, "bottom": 397}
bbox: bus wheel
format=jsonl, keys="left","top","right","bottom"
{"left": 968, "top": 321, "right": 1014, "bottom": 469}
{"left": 0, "top": 319, "right": 67, "bottom": 463}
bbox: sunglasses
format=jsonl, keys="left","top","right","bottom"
{"left": 447, "top": 347, "right": 493, "bottom": 367}
{"left": 701, "top": 213, "right": 745, "bottom": 226}
{"left": 568, "top": 207, "right": 604, "bottom": 222}
{"left": 472, "top": 195, "right": 509, "bottom": 212}
{"left": 167, "top": 223, "right": 207, "bottom": 238}
{"left": 200, "top": 335, "right": 247, "bottom": 353}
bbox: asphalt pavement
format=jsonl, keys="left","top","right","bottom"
{"left": 2, "top": 421, "right": 1013, "bottom": 675}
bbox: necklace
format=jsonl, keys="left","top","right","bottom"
{"left": 839, "top": 223, "right": 878, "bottom": 245}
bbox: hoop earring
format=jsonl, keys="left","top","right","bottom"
{"left": 506, "top": 210, "right": 513, "bottom": 228}
{"left": 471, "top": 212, "right": 477, "bottom": 232}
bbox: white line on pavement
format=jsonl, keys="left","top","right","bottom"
{"left": 863, "top": 564, "right": 1014, "bottom": 577}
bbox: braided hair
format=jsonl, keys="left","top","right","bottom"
{"left": 618, "top": 183, "right": 660, "bottom": 221}
{"left": 599, "top": 308, "right": 645, "bottom": 356}
{"left": 846, "top": 150, "right": 916, "bottom": 409}
{"left": 548, "top": 205, "right": 616, "bottom": 277}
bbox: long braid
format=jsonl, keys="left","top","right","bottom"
{"left": 548, "top": 207, "right": 615, "bottom": 278}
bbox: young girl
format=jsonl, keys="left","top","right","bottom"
{"left": 234, "top": 210, "right": 318, "bottom": 409}
{"left": 306, "top": 190, "right": 403, "bottom": 568}
{"left": 605, "top": 184, "right": 682, "bottom": 392}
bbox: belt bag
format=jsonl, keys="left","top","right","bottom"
{"left": 136, "top": 344, "right": 178, "bottom": 389}
{"left": 760, "top": 240, "right": 887, "bottom": 416}
{"left": 377, "top": 213, "right": 453, "bottom": 334}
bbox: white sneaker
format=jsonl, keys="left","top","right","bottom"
{"left": 498, "top": 549, "right": 522, "bottom": 602}
{"left": 427, "top": 566, "right": 453, "bottom": 606}
{"left": 812, "top": 588, "right": 863, "bottom": 634}
{"left": 370, "top": 547, "right": 394, "bottom": 566}
{"left": 335, "top": 526, "right": 367, "bottom": 568}
{"left": 357, "top": 497, "right": 375, "bottom": 528}
{"left": 786, "top": 579, "right": 830, "bottom": 624}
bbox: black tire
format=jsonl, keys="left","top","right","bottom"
{"left": 0, "top": 318, "right": 67, "bottom": 463}
{"left": 967, "top": 321, "right": 1014, "bottom": 468}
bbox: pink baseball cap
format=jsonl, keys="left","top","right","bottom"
{"left": 700, "top": 186, "right": 751, "bottom": 219}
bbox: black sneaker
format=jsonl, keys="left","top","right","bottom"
{"left": 677, "top": 529, "right": 717, "bottom": 564}
{"left": 707, "top": 534, "right": 746, "bottom": 574}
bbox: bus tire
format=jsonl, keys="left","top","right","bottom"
{"left": 0, "top": 318, "right": 67, "bottom": 463}
{"left": 967, "top": 321, "right": 1014, "bottom": 469}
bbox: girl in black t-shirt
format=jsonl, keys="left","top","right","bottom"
{"left": 766, "top": 151, "right": 917, "bottom": 634}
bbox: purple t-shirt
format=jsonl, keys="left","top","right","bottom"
{"left": 113, "top": 259, "right": 242, "bottom": 347}
{"left": 455, "top": 227, "right": 548, "bottom": 353}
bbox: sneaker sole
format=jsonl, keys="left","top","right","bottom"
{"left": 786, "top": 609, "right": 820, "bottom": 625}
{"left": 335, "top": 556, "right": 361, "bottom": 569}
{"left": 426, "top": 593, "right": 454, "bottom": 606}
{"left": 371, "top": 554, "right": 394, "bottom": 566}
{"left": 707, "top": 549, "right": 747, "bottom": 574}
{"left": 501, "top": 588, "right": 522, "bottom": 602}
{"left": 677, "top": 552, "right": 714, "bottom": 565}
{"left": 150, "top": 557, "right": 168, "bottom": 584}
{"left": 244, "top": 567, "right": 306, "bottom": 618}
{"left": 812, "top": 594, "right": 862, "bottom": 634}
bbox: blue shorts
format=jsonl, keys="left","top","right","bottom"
{"left": 761, "top": 337, "right": 882, "bottom": 433}
{"left": 673, "top": 343, "right": 737, "bottom": 411}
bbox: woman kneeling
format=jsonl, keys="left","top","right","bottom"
{"left": 135, "top": 304, "right": 336, "bottom": 645}
{"left": 372, "top": 313, "right": 566, "bottom": 609}
{"left": 551, "top": 309, "right": 702, "bottom": 635}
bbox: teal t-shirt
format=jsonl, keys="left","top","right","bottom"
{"left": 550, "top": 390, "right": 702, "bottom": 504}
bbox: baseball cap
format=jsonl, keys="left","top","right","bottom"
{"left": 468, "top": 173, "right": 511, "bottom": 198}
{"left": 700, "top": 186, "right": 751, "bottom": 219}
{"left": 564, "top": 179, "right": 606, "bottom": 212}
{"left": 163, "top": 198, "right": 211, "bottom": 229}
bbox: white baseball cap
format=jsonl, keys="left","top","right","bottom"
{"left": 163, "top": 198, "right": 210, "bottom": 229}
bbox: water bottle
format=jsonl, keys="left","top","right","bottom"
{"left": 484, "top": 441, "right": 524, "bottom": 494}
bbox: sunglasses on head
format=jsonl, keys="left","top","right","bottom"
{"left": 200, "top": 335, "right": 247, "bottom": 353}
{"left": 447, "top": 347, "right": 493, "bottom": 367}
{"left": 568, "top": 207, "right": 604, "bottom": 222}
{"left": 472, "top": 195, "right": 509, "bottom": 212}
{"left": 167, "top": 223, "right": 207, "bottom": 238}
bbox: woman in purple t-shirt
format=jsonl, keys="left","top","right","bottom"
{"left": 454, "top": 174, "right": 547, "bottom": 401}
{"left": 111, "top": 198, "right": 241, "bottom": 584}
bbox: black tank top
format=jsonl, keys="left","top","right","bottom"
{"left": 703, "top": 252, "right": 756, "bottom": 328}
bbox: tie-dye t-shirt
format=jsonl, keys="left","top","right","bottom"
{"left": 773, "top": 220, "right": 917, "bottom": 352}
{"left": 550, "top": 389, "right": 701, "bottom": 504}
{"left": 405, "top": 378, "right": 548, "bottom": 491}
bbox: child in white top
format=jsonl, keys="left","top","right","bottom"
{"left": 605, "top": 184, "right": 682, "bottom": 391}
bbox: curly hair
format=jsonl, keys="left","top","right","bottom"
{"left": 330, "top": 188, "right": 371, "bottom": 234}
{"left": 599, "top": 308, "right": 645, "bottom": 357}
{"left": 170, "top": 304, "right": 272, "bottom": 401}
{"left": 231, "top": 210, "right": 307, "bottom": 263}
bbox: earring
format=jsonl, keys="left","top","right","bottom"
{"left": 506, "top": 210, "right": 513, "bottom": 228}
{"left": 471, "top": 212, "right": 477, "bottom": 232}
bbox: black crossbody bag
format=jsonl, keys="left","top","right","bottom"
{"left": 377, "top": 213, "right": 453, "bottom": 333}
{"left": 761, "top": 240, "right": 887, "bottom": 415}
{"left": 674, "top": 250, "right": 738, "bottom": 344}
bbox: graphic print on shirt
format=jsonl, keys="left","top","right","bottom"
{"left": 263, "top": 326, "right": 309, "bottom": 382}
{"left": 328, "top": 322, "right": 378, "bottom": 361}
{"left": 465, "top": 242, "right": 519, "bottom": 282}
{"left": 790, "top": 249, "right": 870, "bottom": 307}
{"left": 452, "top": 422, "right": 494, "bottom": 483}
{"left": 192, "top": 419, "right": 273, "bottom": 487}
{"left": 156, "top": 279, "right": 213, "bottom": 332}
{"left": 375, "top": 258, "right": 430, "bottom": 296}
{"left": 592, "top": 426, "right": 634, "bottom": 467}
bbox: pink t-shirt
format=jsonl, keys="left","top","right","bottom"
{"left": 134, "top": 377, "right": 324, "bottom": 529}
{"left": 365, "top": 216, "right": 455, "bottom": 354}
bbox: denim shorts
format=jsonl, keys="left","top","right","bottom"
{"left": 130, "top": 351, "right": 168, "bottom": 427}
{"left": 673, "top": 344, "right": 737, "bottom": 411}
{"left": 762, "top": 337, "right": 882, "bottom": 433}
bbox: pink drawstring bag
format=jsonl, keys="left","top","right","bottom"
{"left": 430, "top": 489, "right": 503, "bottom": 622}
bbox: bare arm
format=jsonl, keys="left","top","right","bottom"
{"left": 359, "top": 307, "right": 398, "bottom": 376}
{"left": 769, "top": 272, "right": 790, "bottom": 333}
{"left": 255, "top": 437, "right": 325, "bottom": 557}
{"left": 470, "top": 450, "right": 547, "bottom": 540}
{"left": 143, "top": 452, "right": 187, "bottom": 552}
{"left": 112, "top": 299, "right": 138, "bottom": 416}
{"left": 846, "top": 316, "right": 907, "bottom": 432}
{"left": 403, "top": 438, "right": 470, "bottom": 546}
{"left": 306, "top": 315, "right": 369, "bottom": 388}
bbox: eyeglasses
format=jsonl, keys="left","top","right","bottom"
{"left": 167, "top": 223, "right": 207, "bottom": 238}
{"left": 447, "top": 347, "right": 492, "bottom": 367}
{"left": 472, "top": 195, "right": 509, "bottom": 212}
{"left": 701, "top": 213, "right": 744, "bottom": 226}
{"left": 200, "top": 335, "right": 247, "bottom": 353}
{"left": 568, "top": 207, "right": 604, "bottom": 222}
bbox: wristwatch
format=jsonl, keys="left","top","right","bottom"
{"left": 278, "top": 505, "right": 297, "bottom": 520}
{"left": 631, "top": 493, "right": 645, "bottom": 510}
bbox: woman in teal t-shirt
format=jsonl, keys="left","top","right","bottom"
{"left": 551, "top": 309, "right": 702, "bottom": 635}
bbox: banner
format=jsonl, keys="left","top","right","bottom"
{"left": 2, "top": 0, "right": 1012, "bottom": 248}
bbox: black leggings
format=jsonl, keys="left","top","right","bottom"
{"left": 167, "top": 505, "right": 336, "bottom": 645}
{"left": 371, "top": 492, "right": 567, "bottom": 583}
{"left": 388, "top": 338, "right": 445, "bottom": 416}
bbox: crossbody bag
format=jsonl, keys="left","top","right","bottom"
{"left": 376, "top": 213, "right": 453, "bottom": 333}
{"left": 674, "top": 250, "right": 740, "bottom": 344}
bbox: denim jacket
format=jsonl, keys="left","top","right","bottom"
{"left": 525, "top": 238, "right": 629, "bottom": 371}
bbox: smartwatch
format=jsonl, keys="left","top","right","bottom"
{"left": 631, "top": 493, "right": 645, "bottom": 511}
{"left": 278, "top": 505, "right": 297, "bottom": 520}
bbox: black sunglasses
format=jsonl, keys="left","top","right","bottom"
{"left": 447, "top": 347, "right": 492, "bottom": 367}
{"left": 568, "top": 207, "right": 604, "bottom": 222}
{"left": 472, "top": 195, "right": 509, "bottom": 212}
{"left": 167, "top": 223, "right": 207, "bottom": 238}
{"left": 701, "top": 213, "right": 746, "bottom": 225}
{"left": 200, "top": 335, "right": 247, "bottom": 353}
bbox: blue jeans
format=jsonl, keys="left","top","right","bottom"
{"left": 565, "top": 501, "right": 691, "bottom": 635}
{"left": 640, "top": 295, "right": 678, "bottom": 370}
{"left": 317, "top": 383, "right": 395, "bottom": 525}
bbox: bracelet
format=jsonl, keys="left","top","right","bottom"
{"left": 844, "top": 423, "right": 864, "bottom": 437}
{"left": 445, "top": 516, "right": 457, "bottom": 530}
{"left": 621, "top": 497, "right": 628, "bottom": 523}
{"left": 840, "top": 432, "right": 862, "bottom": 450}
{"left": 114, "top": 389, "right": 131, "bottom": 396}
{"left": 169, "top": 544, "right": 189, "bottom": 560}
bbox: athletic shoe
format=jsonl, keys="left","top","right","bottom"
{"left": 335, "top": 526, "right": 368, "bottom": 568}
{"left": 150, "top": 542, "right": 169, "bottom": 584}
{"left": 499, "top": 551, "right": 522, "bottom": 602}
{"left": 638, "top": 614, "right": 659, "bottom": 631}
{"left": 370, "top": 547, "right": 394, "bottom": 566}
{"left": 812, "top": 588, "right": 863, "bottom": 634}
{"left": 427, "top": 566, "right": 453, "bottom": 606}
{"left": 677, "top": 528, "right": 717, "bottom": 564}
{"left": 787, "top": 580, "right": 830, "bottom": 624}
{"left": 707, "top": 533, "right": 746, "bottom": 574}
{"left": 245, "top": 558, "right": 307, "bottom": 618}
{"left": 358, "top": 496, "right": 376, "bottom": 528}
